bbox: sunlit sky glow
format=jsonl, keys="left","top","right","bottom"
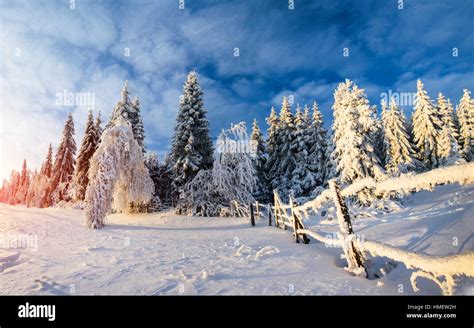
{"left": 0, "top": 0, "right": 473, "bottom": 180}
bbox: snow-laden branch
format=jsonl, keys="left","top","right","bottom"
{"left": 362, "top": 240, "right": 474, "bottom": 295}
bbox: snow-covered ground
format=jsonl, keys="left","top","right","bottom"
{"left": 0, "top": 183, "right": 473, "bottom": 295}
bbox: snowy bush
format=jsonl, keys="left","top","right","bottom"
{"left": 84, "top": 117, "right": 154, "bottom": 229}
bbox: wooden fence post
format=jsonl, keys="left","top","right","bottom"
{"left": 255, "top": 201, "right": 260, "bottom": 220}
{"left": 268, "top": 204, "right": 272, "bottom": 226}
{"left": 273, "top": 190, "right": 280, "bottom": 228}
{"left": 329, "top": 180, "right": 366, "bottom": 274}
{"left": 250, "top": 203, "right": 255, "bottom": 227}
{"left": 290, "top": 197, "right": 298, "bottom": 242}
{"left": 290, "top": 198, "right": 310, "bottom": 244}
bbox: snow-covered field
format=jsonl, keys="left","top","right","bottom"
{"left": 0, "top": 183, "right": 473, "bottom": 295}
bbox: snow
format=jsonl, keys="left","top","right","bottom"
{"left": 1, "top": 182, "right": 473, "bottom": 295}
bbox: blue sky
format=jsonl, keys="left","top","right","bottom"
{"left": 1, "top": 0, "right": 473, "bottom": 180}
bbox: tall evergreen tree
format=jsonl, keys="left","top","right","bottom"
{"left": 437, "top": 93, "right": 461, "bottom": 165}
{"left": 323, "top": 129, "right": 336, "bottom": 184}
{"left": 309, "top": 101, "right": 327, "bottom": 187}
{"left": 264, "top": 106, "right": 280, "bottom": 198}
{"left": 130, "top": 96, "right": 146, "bottom": 153}
{"left": 105, "top": 83, "right": 145, "bottom": 155}
{"left": 17, "top": 159, "right": 30, "bottom": 204}
{"left": 291, "top": 104, "right": 319, "bottom": 199}
{"left": 331, "top": 79, "right": 384, "bottom": 183}
{"left": 382, "top": 98, "right": 419, "bottom": 175}
{"left": 106, "top": 81, "right": 134, "bottom": 130}
{"left": 270, "top": 97, "right": 296, "bottom": 199}
{"left": 94, "top": 111, "right": 103, "bottom": 144}
{"left": 7, "top": 170, "right": 20, "bottom": 205}
{"left": 411, "top": 79, "right": 442, "bottom": 169}
{"left": 19, "top": 159, "right": 29, "bottom": 189}
{"left": 170, "top": 71, "right": 214, "bottom": 201}
{"left": 50, "top": 113, "right": 77, "bottom": 203}
{"left": 250, "top": 119, "right": 268, "bottom": 202}
{"left": 40, "top": 143, "right": 53, "bottom": 178}
{"left": 71, "top": 110, "right": 100, "bottom": 201}
{"left": 457, "top": 89, "right": 473, "bottom": 162}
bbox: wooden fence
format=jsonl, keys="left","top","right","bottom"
{"left": 248, "top": 178, "right": 474, "bottom": 295}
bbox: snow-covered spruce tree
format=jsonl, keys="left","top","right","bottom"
{"left": 437, "top": 93, "right": 462, "bottom": 165}
{"left": 130, "top": 96, "right": 146, "bottom": 153}
{"left": 269, "top": 97, "right": 296, "bottom": 200}
{"left": 94, "top": 112, "right": 103, "bottom": 144}
{"left": 50, "top": 113, "right": 76, "bottom": 204}
{"left": 457, "top": 89, "right": 474, "bottom": 162}
{"left": 323, "top": 128, "right": 336, "bottom": 185}
{"left": 382, "top": 98, "right": 419, "bottom": 175}
{"left": 291, "top": 104, "right": 317, "bottom": 200}
{"left": 180, "top": 122, "right": 256, "bottom": 216}
{"left": 7, "top": 170, "right": 20, "bottom": 205}
{"left": 264, "top": 106, "right": 280, "bottom": 197}
{"left": 105, "top": 81, "right": 134, "bottom": 131}
{"left": 411, "top": 79, "right": 442, "bottom": 169}
{"left": 26, "top": 171, "right": 51, "bottom": 208}
{"left": 308, "top": 101, "right": 327, "bottom": 188}
{"left": 84, "top": 117, "right": 154, "bottom": 229}
{"left": 331, "top": 79, "right": 384, "bottom": 184}
{"left": 40, "top": 143, "right": 53, "bottom": 178}
{"left": 250, "top": 119, "right": 268, "bottom": 202}
{"left": 71, "top": 111, "right": 99, "bottom": 202}
{"left": 170, "top": 71, "right": 214, "bottom": 206}
{"left": 16, "top": 159, "right": 30, "bottom": 204}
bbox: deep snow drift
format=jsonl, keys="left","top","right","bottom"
{"left": 0, "top": 183, "right": 473, "bottom": 295}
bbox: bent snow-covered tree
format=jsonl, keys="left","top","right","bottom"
{"left": 84, "top": 117, "right": 153, "bottom": 229}
{"left": 180, "top": 122, "right": 256, "bottom": 217}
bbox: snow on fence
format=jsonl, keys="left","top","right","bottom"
{"left": 267, "top": 164, "right": 474, "bottom": 295}
{"left": 294, "top": 162, "right": 474, "bottom": 220}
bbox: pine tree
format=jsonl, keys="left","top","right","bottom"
{"left": 411, "top": 79, "right": 442, "bottom": 169}
{"left": 130, "top": 96, "right": 146, "bottom": 153}
{"left": 457, "top": 89, "right": 473, "bottom": 162}
{"left": 17, "top": 159, "right": 30, "bottom": 204}
{"left": 170, "top": 71, "right": 214, "bottom": 201}
{"left": 50, "top": 113, "right": 77, "bottom": 204}
{"left": 270, "top": 97, "right": 296, "bottom": 199}
{"left": 106, "top": 81, "right": 134, "bottom": 130}
{"left": 323, "top": 129, "right": 336, "bottom": 184}
{"left": 264, "top": 106, "right": 280, "bottom": 197}
{"left": 308, "top": 101, "right": 327, "bottom": 187}
{"left": 382, "top": 98, "right": 419, "bottom": 175}
{"left": 94, "top": 112, "right": 103, "bottom": 144}
{"left": 331, "top": 79, "right": 384, "bottom": 184}
{"left": 291, "top": 104, "right": 319, "bottom": 199}
{"left": 7, "top": 170, "right": 20, "bottom": 205}
{"left": 437, "top": 93, "right": 461, "bottom": 165}
{"left": 40, "top": 143, "right": 53, "bottom": 178}
{"left": 71, "top": 110, "right": 100, "bottom": 201}
{"left": 250, "top": 119, "right": 268, "bottom": 202}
